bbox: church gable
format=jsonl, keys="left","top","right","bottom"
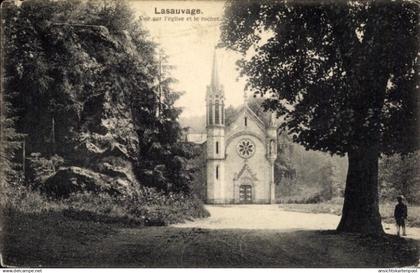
{"left": 226, "top": 106, "right": 266, "bottom": 138}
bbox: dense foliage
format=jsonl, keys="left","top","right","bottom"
{"left": 3, "top": 0, "right": 198, "bottom": 195}
{"left": 2, "top": 0, "right": 205, "bottom": 225}
{"left": 0, "top": 91, "right": 22, "bottom": 187}
{"left": 222, "top": 1, "right": 418, "bottom": 155}
{"left": 221, "top": 0, "right": 419, "bottom": 234}
{"left": 379, "top": 152, "right": 420, "bottom": 204}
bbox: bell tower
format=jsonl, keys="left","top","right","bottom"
{"left": 206, "top": 51, "right": 225, "bottom": 204}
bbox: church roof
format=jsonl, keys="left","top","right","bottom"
{"left": 207, "top": 50, "right": 224, "bottom": 96}
{"left": 211, "top": 51, "right": 220, "bottom": 90}
{"left": 226, "top": 104, "right": 267, "bottom": 131}
{"left": 226, "top": 97, "right": 283, "bottom": 130}
{"left": 244, "top": 104, "right": 267, "bottom": 128}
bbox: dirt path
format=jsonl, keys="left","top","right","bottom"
{"left": 3, "top": 206, "right": 419, "bottom": 267}
{"left": 174, "top": 205, "right": 420, "bottom": 240}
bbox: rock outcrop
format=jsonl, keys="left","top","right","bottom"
{"left": 32, "top": 25, "right": 142, "bottom": 198}
{"left": 43, "top": 166, "right": 130, "bottom": 198}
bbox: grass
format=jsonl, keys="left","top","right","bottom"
{"left": 1, "top": 208, "right": 418, "bottom": 267}
{"left": 0, "top": 184, "right": 209, "bottom": 227}
{"left": 0, "top": 209, "right": 117, "bottom": 267}
{"left": 279, "top": 198, "right": 420, "bottom": 227}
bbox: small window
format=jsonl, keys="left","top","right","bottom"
{"left": 216, "top": 141, "right": 219, "bottom": 154}
{"left": 216, "top": 165, "right": 219, "bottom": 179}
{"left": 244, "top": 117, "right": 248, "bottom": 126}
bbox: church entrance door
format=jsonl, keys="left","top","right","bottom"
{"left": 239, "top": 185, "right": 252, "bottom": 203}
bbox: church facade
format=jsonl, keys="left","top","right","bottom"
{"left": 205, "top": 54, "right": 278, "bottom": 204}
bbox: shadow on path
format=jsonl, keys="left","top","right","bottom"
{"left": 2, "top": 210, "right": 419, "bottom": 267}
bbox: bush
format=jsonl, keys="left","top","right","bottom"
{"left": 379, "top": 152, "right": 420, "bottom": 204}
{"left": 25, "top": 153, "right": 64, "bottom": 188}
{"left": 278, "top": 187, "right": 330, "bottom": 204}
{"left": 0, "top": 184, "right": 209, "bottom": 227}
{"left": 0, "top": 183, "right": 65, "bottom": 213}
{"left": 121, "top": 188, "right": 210, "bottom": 225}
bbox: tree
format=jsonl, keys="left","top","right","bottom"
{"left": 221, "top": 0, "right": 418, "bottom": 234}
{"left": 318, "top": 161, "right": 339, "bottom": 201}
{"left": 1, "top": 1, "right": 32, "bottom": 188}
{"left": 0, "top": 94, "right": 22, "bottom": 187}
{"left": 379, "top": 152, "right": 420, "bottom": 204}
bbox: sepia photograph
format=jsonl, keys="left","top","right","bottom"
{"left": 0, "top": 0, "right": 419, "bottom": 269}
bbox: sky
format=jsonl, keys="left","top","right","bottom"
{"left": 130, "top": 1, "right": 247, "bottom": 118}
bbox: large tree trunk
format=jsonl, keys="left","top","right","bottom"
{"left": 337, "top": 145, "right": 384, "bottom": 234}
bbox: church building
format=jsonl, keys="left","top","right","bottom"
{"left": 205, "top": 53, "right": 278, "bottom": 204}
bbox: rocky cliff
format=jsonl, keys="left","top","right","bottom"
{"left": 17, "top": 24, "right": 145, "bottom": 197}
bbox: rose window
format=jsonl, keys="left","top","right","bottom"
{"left": 237, "top": 139, "right": 255, "bottom": 158}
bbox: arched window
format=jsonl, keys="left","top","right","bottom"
{"left": 216, "top": 165, "right": 219, "bottom": 179}
{"left": 221, "top": 102, "right": 224, "bottom": 124}
{"left": 216, "top": 141, "right": 219, "bottom": 154}
{"left": 271, "top": 140, "right": 276, "bottom": 155}
{"left": 215, "top": 100, "right": 220, "bottom": 124}
{"left": 244, "top": 117, "right": 248, "bottom": 126}
{"left": 269, "top": 140, "right": 275, "bottom": 155}
{"left": 208, "top": 104, "right": 213, "bottom": 125}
